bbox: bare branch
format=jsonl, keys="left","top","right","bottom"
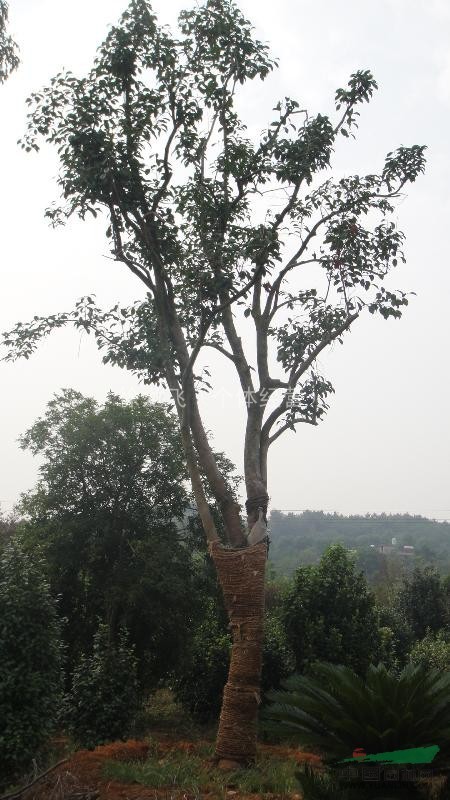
{"left": 260, "top": 312, "right": 358, "bottom": 446}
{"left": 109, "top": 203, "right": 155, "bottom": 292}
{"left": 269, "top": 415, "right": 318, "bottom": 445}
{"left": 202, "top": 341, "right": 237, "bottom": 363}
{"left": 151, "top": 119, "right": 182, "bottom": 214}
{"left": 290, "top": 311, "right": 358, "bottom": 385}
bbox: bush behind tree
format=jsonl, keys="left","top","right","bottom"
{"left": 396, "top": 566, "right": 448, "bottom": 639}
{"left": 0, "top": 539, "right": 63, "bottom": 784}
{"left": 173, "top": 601, "right": 296, "bottom": 723}
{"left": 66, "top": 622, "right": 140, "bottom": 749}
{"left": 282, "top": 544, "right": 380, "bottom": 676}
{"left": 261, "top": 612, "right": 295, "bottom": 694}
{"left": 409, "top": 629, "right": 450, "bottom": 671}
{"left": 172, "top": 598, "right": 231, "bottom": 723}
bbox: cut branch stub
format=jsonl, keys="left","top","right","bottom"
{"left": 246, "top": 493, "right": 269, "bottom": 526}
{"left": 210, "top": 540, "right": 267, "bottom": 764}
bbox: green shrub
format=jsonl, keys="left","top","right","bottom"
{"left": 397, "top": 567, "right": 448, "bottom": 639}
{"left": 409, "top": 629, "right": 450, "bottom": 671}
{"left": 262, "top": 612, "right": 295, "bottom": 693}
{"left": 282, "top": 545, "right": 380, "bottom": 676}
{"left": 66, "top": 623, "right": 139, "bottom": 749}
{"left": 376, "top": 602, "right": 414, "bottom": 670}
{"left": 0, "top": 539, "right": 63, "bottom": 783}
{"left": 172, "top": 599, "right": 231, "bottom": 723}
{"left": 263, "top": 661, "right": 450, "bottom": 762}
{"left": 173, "top": 599, "right": 295, "bottom": 723}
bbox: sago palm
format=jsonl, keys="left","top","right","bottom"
{"left": 262, "top": 662, "right": 450, "bottom": 763}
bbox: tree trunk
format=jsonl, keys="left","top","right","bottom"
{"left": 210, "top": 539, "right": 267, "bottom": 766}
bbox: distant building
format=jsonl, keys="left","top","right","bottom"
{"left": 377, "top": 544, "right": 395, "bottom": 554}
{"left": 373, "top": 542, "right": 414, "bottom": 556}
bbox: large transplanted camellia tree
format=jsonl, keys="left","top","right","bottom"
{"left": 3, "top": 0, "right": 425, "bottom": 765}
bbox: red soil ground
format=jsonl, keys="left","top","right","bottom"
{"left": 19, "top": 736, "right": 320, "bottom": 800}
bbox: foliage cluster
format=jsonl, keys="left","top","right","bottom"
{"left": 66, "top": 623, "right": 140, "bottom": 749}
{"left": 172, "top": 597, "right": 231, "bottom": 723}
{"left": 0, "top": 540, "right": 63, "bottom": 784}
{"left": 173, "top": 596, "right": 296, "bottom": 722}
{"left": 263, "top": 661, "right": 450, "bottom": 761}
{"left": 0, "top": 0, "right": 19, "bottom": 84}
{"left": 18, "top": 389, "right": 201, "bottom": 690}
{"left": 282, "top": 544, "right": 380, "bottom": 676}
{"left": 409, "top": 630, "right": 450, "bottom": 672}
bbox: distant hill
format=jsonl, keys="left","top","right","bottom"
{"left": 268, "top": 510, "right": 450, "bottom": 578}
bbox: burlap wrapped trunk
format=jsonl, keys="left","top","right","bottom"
{"left": 210, "top": 540, "right": 267, "bottom": 763}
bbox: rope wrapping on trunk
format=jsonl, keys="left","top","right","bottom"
{"left": 210, "top": 540, "right": 267, "bottom": 763}
{"left": 245, "top": 494, "right": 270, "bottom": 523}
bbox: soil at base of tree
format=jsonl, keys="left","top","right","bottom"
{"left": 18, "top": 736, "right": 321, "bottom": 800}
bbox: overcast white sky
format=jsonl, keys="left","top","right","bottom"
{"left": 1, "top": 0, "right": 449, "bottom": 518}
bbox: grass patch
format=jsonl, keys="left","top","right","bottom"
{"left": 134, "top": 688, "right": 217, "bottom": 740}
{"left": 103, "top": 747, "right": 301, "bottom": 796}
{"left": 103, "top": 751, "right": 211, "bottom": 791}
{"left": 223, "top": 758, "right": 301, "bottom": 794}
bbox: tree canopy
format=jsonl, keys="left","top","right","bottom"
{"left": 18, "top": 389, "right": 203, "bottom": 687}
{"left": 2, "top": 0, "right": 426, "bottom": 547}
{"left": 396, "top": 566, "right": 448, "bottom": 639}
{"left": 282, "top": 543, "right": 380, "bottom": 675}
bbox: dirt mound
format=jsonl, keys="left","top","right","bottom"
{"left": 18, "top": 737, "right": 313, "bottom": 800}
{"left": 16, "top": 740, "right": 150, "bottom": 800}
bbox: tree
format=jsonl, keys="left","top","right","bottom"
{"left": 0, "top": 510, "right": 17, "bottom": 552}
{"left": 0, "top": 539, "right": 63, "bottom": 785}
{"left": 282, "top": 544, "right": 380, "bottom": 675}
{"left": 2, "top": 0, "right": 425, "bottom": 764}
{"left": 18, "top": 389, "right": 201, "bottom": 689}
{"left": 0, "top": 0, "right": 19, "bottom": 84}
{"left": 376, "top": 601, "right": 414, "bottom": 672}
{"left": 396, "top": 566, "right": 448, "bottom": 639}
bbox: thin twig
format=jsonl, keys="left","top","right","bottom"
{"left": 0, "top": 758, "right": 68, "bottom": 800}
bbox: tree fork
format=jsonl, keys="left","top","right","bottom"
{"left": 154, "top": 264, "right": 246, "bottom": 548}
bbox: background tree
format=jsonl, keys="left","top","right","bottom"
{"left": 376, "top": 600, "right": 414, "bottom": 672}
{"left": 282, "top": 544, "right": 380, "bottom": 675}
{"left": 0, "top": 510, "right": 17, "bottom": 553}
{"left": 2, "top": 0, "right": 425, "bottom": 764}
{"left": 0, "top": 539, "right": 63, "bottom": 785}
{"left": 19, "top": 389, "right": 201, "bottom": 689}
{"left": 267, "top": 510, "right": 450, "bottom": 577}
{"left": 396, "top": 566, "right": 448, "bottom": 640}
{"left": 0, "top": 0, "right": 18, "bottom": 84}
